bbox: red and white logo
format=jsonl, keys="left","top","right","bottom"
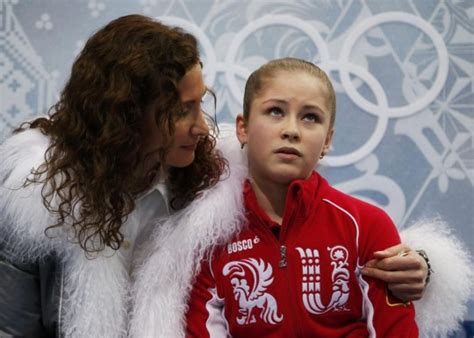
{"left": 223, "top": 258, "right": 283, "bottom": 325}
{"left": 296, "top": 246, "right": 351, "bottom": 314}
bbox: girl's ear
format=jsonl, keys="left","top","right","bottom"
{"left": 323, "top": 128, "right": 335, "bottom": 155}
{"left": 235, "top": 114, "right": 248, "bottom": 145}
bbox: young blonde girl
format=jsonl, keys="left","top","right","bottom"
{"left": 129, "top": 58, "right": 472, "bottom": 337}
{"left": 184, "top": 58, "right": 418, "bottom": 337}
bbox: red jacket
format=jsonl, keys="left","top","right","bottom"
{"left": 186, "top": 172, "right": 418, "bottom": 337}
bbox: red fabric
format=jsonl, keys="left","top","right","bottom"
{"left": 186, "top": 172, "right": 418, "bottom": 337}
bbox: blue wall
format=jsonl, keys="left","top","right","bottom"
{"left": 1, "top": 0, "right": 473, "bottom": 335}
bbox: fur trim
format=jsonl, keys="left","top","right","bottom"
{"left": 400, "top": 219, "right": 474, "bottom": 337}
{"left": 129, "top": 124, "right": 247, "bottom": 337}
{"left": 0, "top": 129, "right": 131, "bottom": 337}
{"left": 0, "top": 128, "right": 59, "bottom": 259}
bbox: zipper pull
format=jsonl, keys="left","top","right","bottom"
{"left": 279, "top": 245, "right": 287, "bottom": 268}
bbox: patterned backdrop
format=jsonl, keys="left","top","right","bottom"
{"left": 1, "top": 0, "right": 473, "bottom": 333}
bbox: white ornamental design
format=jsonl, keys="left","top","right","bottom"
{"left": 296, "top": 246, "right": 350, "bottom": 314}
{"left": 223, "top": 258, "right": 283, "bottom": 325}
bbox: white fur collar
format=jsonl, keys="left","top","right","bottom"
{"left": 129, "top": 124, "right": 248, "bottom": 337}
{"left": 0, "top": 129, "right": 132, "bottom": 337}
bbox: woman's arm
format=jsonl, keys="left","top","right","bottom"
{"left": 362, "top": 243, "right": 428, "bottom": 301}
{"left": 362, "top": 219, "right": 474, "bottom": 337}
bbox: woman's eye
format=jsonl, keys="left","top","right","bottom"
{"left": 175, "top": 108, "right": 191, "bottom": 119}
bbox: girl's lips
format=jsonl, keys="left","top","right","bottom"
{"left": 274, "top": 147, "right": 302, "bottom": 161}
{"left": 274, "top": 147, "right": 302, "bottom": 156}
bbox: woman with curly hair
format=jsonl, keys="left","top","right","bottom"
{"left": 0, "top": 14, "right": 471, "bottom": 338}
{"left": 0, "top": 14, "right": 226, "bottom": 336}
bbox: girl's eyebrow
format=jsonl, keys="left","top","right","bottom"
{"left": 261, "top": 98, "right": 325, "bottom": 113}
{"left": 302, "top": 104, "right": 325, "bottom": 113}
{"left": 261, "top": 98, "right": 288, "bottom": 105}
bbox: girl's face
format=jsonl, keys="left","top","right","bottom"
{"left": 236, "top": 70, "right": 334, "bottom": 186}
{"left": 142, "top": 63, "right": 209, "bottom": 170}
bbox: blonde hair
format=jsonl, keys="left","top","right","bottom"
{"left": 243, "top": 57, "right": 336, "bottom": 127}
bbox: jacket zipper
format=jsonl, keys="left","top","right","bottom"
{"left": 255, "top": 221, "right": 304, "bottom": 337}
{"left": 279, "top": 196, "right": 306, "bottom": 338}
{"left": 279, "top": 245, "right": 287, "bottom": 268}
{"left": 278, "top": 243, "right": 304, "bottom": 337}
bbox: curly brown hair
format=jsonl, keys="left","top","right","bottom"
{"left": 17, "top": 15, "right": 227, "bottom": 253}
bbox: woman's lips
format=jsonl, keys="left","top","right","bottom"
{"left": 181, "top": 143, "right": 198, "bottom": 151}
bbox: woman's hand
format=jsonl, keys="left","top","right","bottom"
{"left": 361, "top": 244, "right": 428, "bottom": 301}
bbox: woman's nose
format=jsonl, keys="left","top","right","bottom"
{"left": 191, "top": 109, "right": 209, "bottom": 136}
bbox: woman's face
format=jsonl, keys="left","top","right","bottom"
{"left": 142, "top": 63, "right": 209, "bottom": 170}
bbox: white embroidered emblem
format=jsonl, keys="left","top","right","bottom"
{"left": 223, "top": 258, "right": 283, "bottom": 325}
{"left": 296, "top": 246, "right": 350, "bottom": 314}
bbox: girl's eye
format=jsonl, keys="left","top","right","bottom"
{"left": 302, "top": 113, "right": 320, "bottom": 123}
{"left": 268, "top": 107, "right": 284, "bottom": 117}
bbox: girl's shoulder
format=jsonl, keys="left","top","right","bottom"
{"left": 321, "top": 180, "right": 392, "bottom": 225}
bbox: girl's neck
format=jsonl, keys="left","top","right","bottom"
{"left": 249, "top": 176, "right": 289, "bottom": 225}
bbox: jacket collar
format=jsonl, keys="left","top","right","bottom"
{"left": 244, "top": 171, "right": 326, "bottom": 229}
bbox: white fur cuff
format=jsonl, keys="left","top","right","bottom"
{"left": 401, "top": 219, "right": 474, "bottom": 337}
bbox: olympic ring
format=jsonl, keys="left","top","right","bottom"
{"left": 339, "top": 12, "right": 448, "bottom": 118}
{"left": 224, "top": 15, "right": 330, "bottom": 103}
{"left": 320, "top": 61, "right": 389, "bottom": 167}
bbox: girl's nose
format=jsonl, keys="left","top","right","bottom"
{"left": 281, "top": 117, "right": 300, "bottom": 141}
